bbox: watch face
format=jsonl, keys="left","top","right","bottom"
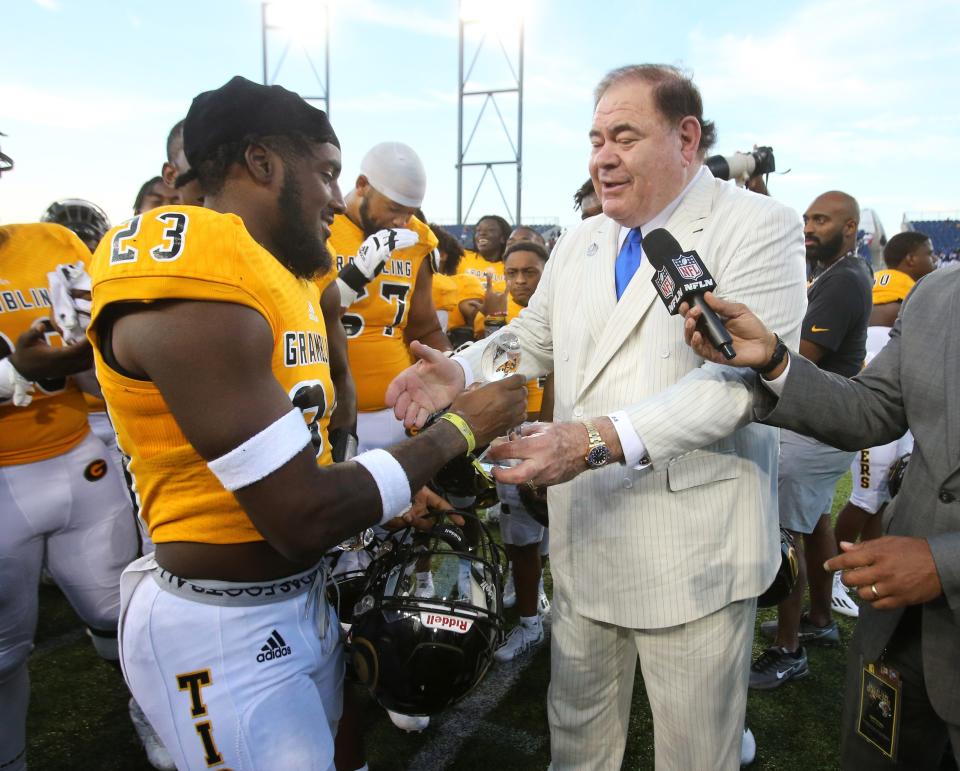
{"left": 587, "top": 445, "right": 611, "bottom": 468}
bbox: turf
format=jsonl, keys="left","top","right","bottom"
{"left": 27, "top": 475, "right": 856, "bottom": 770}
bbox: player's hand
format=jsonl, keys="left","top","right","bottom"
{"left": 681, "top": 292, "right": 780, "bottom": 369}
{"left": 386, "top": 341, "right": 467, "bottom": 429}
{"left": 487, "top": 421, "right": 592, "bottom": 486}
{"left": 9, "top": 322, "right": 93, "bottom": 381}
{"left": 825, "top": 536, "right": 943, "bottom": 610}
{"left": 389, "top": 487, "right": 465, "bottom": 532}
{"left": 353, "top": 228, "right": 418, "bottom": 281}
{"left": 337, "top": 228, "right": 418, "bottom": 308}
{"left": 448, "top": 375, "right": 527, "bottom": 448}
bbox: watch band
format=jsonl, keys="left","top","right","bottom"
{"left": 751, "top": 334, "right": 788, "bottom": 375}
{"left": 582, "top": 420, "right": 603, "bottom": 451}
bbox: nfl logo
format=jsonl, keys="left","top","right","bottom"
{"left": 655, "top": 268, "right": 675, "bottom": 297}
{"left": 673, "top": 254, "right": 703, "bottom": 280}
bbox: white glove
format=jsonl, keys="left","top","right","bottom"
{"left": 336, "top": 228, "right": 418, "bottom": 308}
{"left": 0, "top": 358, "right": 35, "bottom": 407}
{"left": 47, "top": 262, "right": 93, "bottom": 344}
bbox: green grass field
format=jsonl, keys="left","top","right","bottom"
{"left": 27, "top": 476, "right": 856, "bottom": 770}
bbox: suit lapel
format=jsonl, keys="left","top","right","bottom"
{"left": 581, "top": 219, "right": 619, "bottom": 347}
{"left": 577, "top": 172, "right": 715, "bottom": 396}
{"left": 943, "top": 278, "right": 960, "bottom": 477}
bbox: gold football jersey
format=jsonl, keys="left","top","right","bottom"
{"left": 872, "top": 268, "right": 914, "bottom": 305}
{"left": 0, "top": 223, "right": 90, "bottom": 466}
{"left": 459, "top": 249, "right": 505, "bottom": 293}
{"left": 88, "top": 206, "right": 335, "bottom": 545}
{"left": 327, "top": 214, "right": 438, "bottom": 411}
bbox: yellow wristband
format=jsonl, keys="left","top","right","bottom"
{"left": 439, "top": 412, "right": 476, "bottom": 454}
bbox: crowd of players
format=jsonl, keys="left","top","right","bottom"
{"left": 0, "top": 71, "right": 954, "bottom": 771}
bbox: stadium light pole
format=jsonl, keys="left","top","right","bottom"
{"left": 261, "top": 0, "right": 331, "bottom": 116}
{"left": 457, "top": 0, "right": 527, "bottom": 226}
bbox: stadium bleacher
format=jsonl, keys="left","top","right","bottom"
{"left": 904, "top": 217, "right": 960, "bottom": 255}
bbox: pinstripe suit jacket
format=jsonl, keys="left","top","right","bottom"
{"left": 461, "top": 171, "right": 807, "bottom": 628}
{"left": 755, "top": 265, "right": 960, "bottom": 722}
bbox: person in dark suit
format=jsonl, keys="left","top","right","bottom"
{"left": 681, "top": 266, "right": 960, "bottom": 769}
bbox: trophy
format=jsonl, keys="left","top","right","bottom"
{"left": 480, "top": 331, "right": 522, "bottom": 381}
{"left": 479, "top": 331, "right": 523, "bottom": 467}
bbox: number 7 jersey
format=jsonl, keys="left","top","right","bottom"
{"left": 87, "top": 205, "right": 336, "bottom": 545}
{"left": 327, "top": 215, "right": 437, "bottom": 411}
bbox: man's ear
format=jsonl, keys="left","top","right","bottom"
{"left": 677, "top": 116, "right": 702, "bottom": 166}
{"left": 161, "top": 161, "right": 177, "bottom": 189}
{"left": 244, "top": 142, "right": 278, "bottom": 185}
{"left": 355, "top": 174, "right": 370, "bottom": 198}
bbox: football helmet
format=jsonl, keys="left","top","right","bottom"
{"left": 325, "top": 528, "right": 383, "bottom": 628}
{"left": 431, "top": 452, "right": 499, "bottom": 509}
{"left": 887, "top": 452, "right": 911, "bottom": 500}
{"left": 348, "top": 511, "right": 504, "bottom": 715}
{"left": 757, "top": 528, "right": 799, "bottom": 608}
{"left": 41, "top": 199, "right": 111, "bottom": 251}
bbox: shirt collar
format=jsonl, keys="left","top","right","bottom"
{"left": 618, "top": 165, "right": 707, "bottom": 249}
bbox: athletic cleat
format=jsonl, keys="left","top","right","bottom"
{"left": 387, "top": 710, "right": 429, "bottom": 732}
{"left": 741, "top": 727, "right": 756, "bottom": 766}
{"left": 749, "top": 646, "right": 809, "bottom": 690}
{"left": 502, "top": 572, "right": 516, "bottom": 608}
{"left": 537, "top": 590, "right": 551, "bottom": 616}
{"left": 129, "top": 698, "right": 176, "bottom": 770}
{"left": 831, "top": 571, "right": 860, "bottom": 618}
{"left": 759, "top": 613, "right": 840, "bottom": 646}
{"left": 494, "top": 622, "right": 544, "bottom": 662}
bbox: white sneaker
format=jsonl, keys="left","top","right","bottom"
{"left": 831, "top": 571, "right": 859, "bottom": 618}
{"left": 494, "top": 622, "right": 544, "bottom": 662}
{"left": 129, "top": 698, "right": 176, "bottom": 770}
{"left": 387, "top": 709, "right": 430, "bottom": 732}
{"left": 741, "top": 727, "right": 756, "bottom": 766}
{"left": 415, "top": 574, "right": 436, "bottom": 598}
{"left": 537, "top": 590, "right": 551, "bottom": 617}
{"left": 502, "top": 572, "right": 516, "bottom": 608}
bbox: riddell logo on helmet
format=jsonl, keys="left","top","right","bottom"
{"left": 421, "top": 612, "right": 474, "bottom": 634}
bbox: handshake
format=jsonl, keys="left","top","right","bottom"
{"left": 336, "top": 228, "right": 418, "bottom": 308}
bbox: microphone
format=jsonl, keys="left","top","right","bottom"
{"left": 642, "top": 228, "right": 735, "bottom": 360}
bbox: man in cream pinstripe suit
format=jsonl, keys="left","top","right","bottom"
{"left": 386, "top": 64, "right": 807, "bottom": 769}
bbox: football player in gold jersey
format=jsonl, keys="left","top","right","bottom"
{"left": 328, "top": 142, "right": 451, "bottom": 455}
{"left": 88, "top": 77, "right": 524, "bottom": 771}
{"left": 0, "top": 137, "right": 158, "bottom": 770}
{"left": 459, "top": 214, "right": 511, "bottom": 318}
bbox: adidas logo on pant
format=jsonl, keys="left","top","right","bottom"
{"left": 256, "top": 629, "right": 292, "bottom": 663}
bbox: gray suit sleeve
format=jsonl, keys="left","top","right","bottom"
{"left": 927, "top": 533, "right": 960, "bottom": 611}
{"left": 755, "top": 315, "right": 908, "bottom": 450}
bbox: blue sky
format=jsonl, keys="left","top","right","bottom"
{"left": 1, "top": 0, "right": 957, "bottom": 236}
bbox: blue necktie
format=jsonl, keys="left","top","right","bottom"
{"left": 615, "top": 227, "right": 643, "bottom": 300}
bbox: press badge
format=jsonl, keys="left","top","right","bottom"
{"left": 857, "top": 660, "right": 902, "bottom": 760}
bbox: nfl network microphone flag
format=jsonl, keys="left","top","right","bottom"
{"left": 643, "top": 228, "right": 735, "bottom": 359}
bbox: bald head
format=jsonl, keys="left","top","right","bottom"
{"left": 803, "top": 190, "right": 860, "bottom": 266}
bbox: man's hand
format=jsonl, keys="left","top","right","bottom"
{"left": 825, "top": 536, "right": 943, "bottom": 610}
{"left": 386, "top": 341, "right": 467, "bottom": 429}
{"left": 337, "top": 228, "right": 418, "bottom": 308}
{"left": 682, "top": 292, "right": 780, "bottom": 370}
{"left": 10, "top": 321, "right": 93, "bottom": 381}
{"left": 387, "top": 487, "right": 464, "bottom": 532}
{"left": 486, "top": 421, "right": 593, "bottom": 487}
{"left": 447, "top": 375, "right": 528, "bottom": 448}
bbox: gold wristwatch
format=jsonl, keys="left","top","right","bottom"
{"left": 582, "top": 420, "right": 612, "bottom": 469}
